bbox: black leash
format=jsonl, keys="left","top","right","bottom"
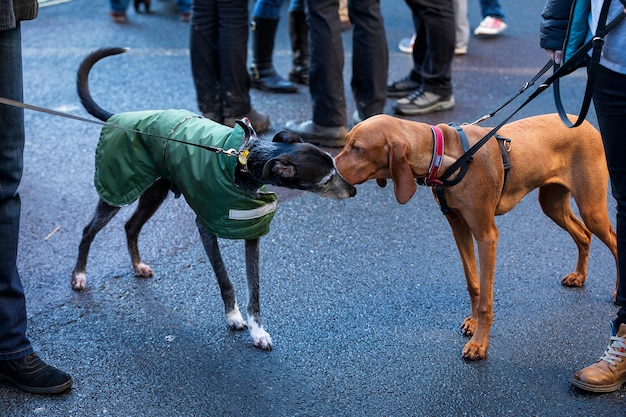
{"left": 439, "top": 7, "right": 625, "bottom": 186}
{"left": 0, "top": 95, "right": 246, "bottom": 158}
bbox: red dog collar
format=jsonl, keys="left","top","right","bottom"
{"left": 425, "top": 125, "right": 444, "bottom": 186}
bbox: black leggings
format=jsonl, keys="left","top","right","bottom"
{"left": 593, "top": 64, "right": 626, "bottom": 324}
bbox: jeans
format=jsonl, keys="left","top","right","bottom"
{"left": 305, "top": 0, "right": 388, "bottom": 126}
{"left": 479, "top": 0, "right": 505, "bottom": 20}
{"left": 0, "top": 24, "right": 34, "bottom": 361}
{"left": 593, "top": 64, "right": 626, "bottom": 324}
{"left": 406, "top": 0, "right": 455, "bottom": 97}
{"left": 190, "top": 0, "right": 251, "bottom": 117}
{"left": 253, "top": 0, "right": 305, "bottom": 19}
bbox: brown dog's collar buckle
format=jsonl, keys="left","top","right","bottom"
{"left": 425, "top": 125, "right": 445, "bottom": 186}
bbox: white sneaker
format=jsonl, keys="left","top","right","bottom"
{"left": 398, "top": 34, "right": 416, "bottom": 54}
{"left": 474, "top": 16, "right": 507, "bottom": 36}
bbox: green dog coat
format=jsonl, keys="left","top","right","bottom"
{"left": 94, "top": 109, "right": 277, "bottom": 240}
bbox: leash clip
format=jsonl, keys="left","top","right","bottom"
{"left": 220, "top": 148, "right": 239, "bottom": 157}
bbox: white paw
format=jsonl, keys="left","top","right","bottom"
{"left": 71, "top": 272, "right": 86, "bottom": 291}
{"left": 134, "top": 262, "right": 154, "bottom": 278}
{"left": 249, "top": 319, "right": 272, "bottom": 351}
{"left": 226, "top": 307, "right": 247, "bottom": 330}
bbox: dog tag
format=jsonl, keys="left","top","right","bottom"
{"left": 238, "top": 149, "right": 249, "bottom": 165}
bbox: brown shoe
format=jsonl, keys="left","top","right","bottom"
{"left": 571, "top": 321, "right": 626, "bottom": 393}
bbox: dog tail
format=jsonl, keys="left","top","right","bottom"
{"left": 76, "top": 47, "right": 128, "bottom": 122}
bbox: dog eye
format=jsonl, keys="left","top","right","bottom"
{"left": 351, "top": 144, "right": 362, "bottom": 153}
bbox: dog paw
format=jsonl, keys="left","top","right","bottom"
{"left": 248, "top": 318, "right": 272, "bottom": 351}
{"left": 71, "top": 272, "right": 86, "bottom": 291}
{"left": 460, "top": 317, "right": 476, "bottom": 336}
{"left": 462, "top": 340, "right": 487, "bottom": 361}
{"left": 133, "top": 262, "right": 154, "bottom": 278}
{"left": 250, "top": 327, "right": 273, "bottom": 351}
{"left": 561, "top": 272, "right": 585, "bottom": 288}
{"left": 226, "top": 309, "right": 248, "bottom": 330}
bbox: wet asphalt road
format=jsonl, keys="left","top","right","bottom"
{"left": 1, "top": 0, "right": 625, "bottom": 415}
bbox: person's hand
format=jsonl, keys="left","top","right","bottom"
{"left": 545, "top": 49, "right": 563, "bottom": 65}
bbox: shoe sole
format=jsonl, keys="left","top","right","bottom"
{"left": 570, "top": 376, "right": 626, "bottom": 393}
{"left": 393, "top": 99, "right": 455, "bottom": 116}
{"left": 0, "top": 373, "right": 73, "bottom": 394}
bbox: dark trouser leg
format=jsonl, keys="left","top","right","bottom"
{"left": 349, "top": 0, "right": 388, "bottom": 119}
{"left": 406, "top": 0, "right": 455, "bottom": 97}
{"left": 593, "top": 65, "right": 626, "bottom": 325}
{"left": 305, "top": 0, "right": 346, "bottom": 127}
{"left": 289, "top": 9, "right": 309, "bottom": 85}
{"left": 190, "top": 0, "right": 251, "bottom": 118}
{"left": 0, "top": 24, "right": 34, "bottom": 361}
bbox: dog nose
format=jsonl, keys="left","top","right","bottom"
{"left": 349, "top": 185, "right": 357, "bottom": 197}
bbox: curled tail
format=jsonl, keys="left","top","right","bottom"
{"left": 76, "top": 47, "right": 128, "bottom": 121}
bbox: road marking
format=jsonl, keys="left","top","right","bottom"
{"left": 39, "top": 0, "right": 72, "bottom": 7}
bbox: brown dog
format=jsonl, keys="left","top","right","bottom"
{"left": 335, "top": 113, "right": 619, "bottom": 360}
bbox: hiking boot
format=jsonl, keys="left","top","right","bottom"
{"left": 571, "top": 321, "right": 626, "bottom": 393}
{"left": 284, "top": 120, "right": 347, "bottom": 147}
{"left": 393, "top": 90, "right": 455, "bottom": 115}
{"left": 223, "top": 108, "right": 270, "bottom": 133}
{"left": 387, "top": 75, "right": 421, "bottom": 98}
{"left": 0, "top": 353, "right": 72, "bottom": 395}
{"left": 474, "top": 16, "right": 507, "bottom": 37}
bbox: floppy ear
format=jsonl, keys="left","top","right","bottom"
{"left": 388, "top": 139, "right": 416, "bottom": 204}
{"left": 273, "top": 130, "right": 304, "bottom": 144}
{"left": 262, "top": 154, "right": 296, "bottom": 180}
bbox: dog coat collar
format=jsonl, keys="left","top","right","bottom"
{"left": 421, "top": 125, "right": 445, "bottom": 186}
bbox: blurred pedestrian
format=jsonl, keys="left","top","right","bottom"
{"left": 284, "top": 0, "right": 388, "bottom": 147}
{"left": 109, "top": 0, "right": 192, "bottom": 23}
{"left": 0, "top": 0, "right": 73, "bottom": 395}
{"left": 189, "top": 0, "right": 270, "bottom": 132}
{"left": 540, "top": 0, "right": 626, "bottom": 393}
{"left": 389, "top": 0, "right": 456, "bottom": 116}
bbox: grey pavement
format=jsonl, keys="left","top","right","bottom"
{"left": 1, "top": 0, "right": 624, "bottom": 415}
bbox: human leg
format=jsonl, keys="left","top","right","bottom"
{"left": 284, "top": 0, "right": 347, "bottom": 146}
{"left": 454, "top": 0, "right": 469, "bottom": 53}
{"left": 393, "top": 0, "right": 455, "bottom": 115}
{"left": 288, "top": 0, "right": 309, "bottom": 85}
{"left": 0, "top": 24, "right": 72, "bottom": 395}
{"left": 110, "top": 0, "right": 131, "bottom": 22}
{"left": 190, "top": 0, "right": 269, "bottom": 130}
{"left": 349, "top": 0, "right": 388, "bottom": 122}
{"left": 250, "top": 0, "right": 297, "bottom": 93}
{"left": 570, "top": 65, "right": 626, "bottom": 393}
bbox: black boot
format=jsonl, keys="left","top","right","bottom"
{"left": 288, "top": 10, "right": 309, "bottom": 85}
{"left": 250, "top": 17, "right": 297, "bottom": 94}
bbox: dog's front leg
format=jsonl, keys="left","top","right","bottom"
{"left": 461, "top": 231, "right": 498, "bottom": 361}
{"left": 446, "top": 214, "right": 480, "bottom": 337}
{"left": 196, "top": 219, "right": 247, "bottom": 330}
{"left": 245, "top": 238, "right": 273, "bottom": 351}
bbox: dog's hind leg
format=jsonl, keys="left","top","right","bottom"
{"left": 244, "top": 238, "right": 272, "bottom": 350}
{"left": 195, "top": 219, "right": 248, "bottom": 331}
{"left": 124, "top": 179, "right": 170, "bottom": 278}
{"left": 538, "top": 184, "right": 593, "bottom": 288}
{"left": 574, "top": 187, "right": 619, "bottom": 303}
{"left": 71, "top": 200, "right": 121, "bottom": 290}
